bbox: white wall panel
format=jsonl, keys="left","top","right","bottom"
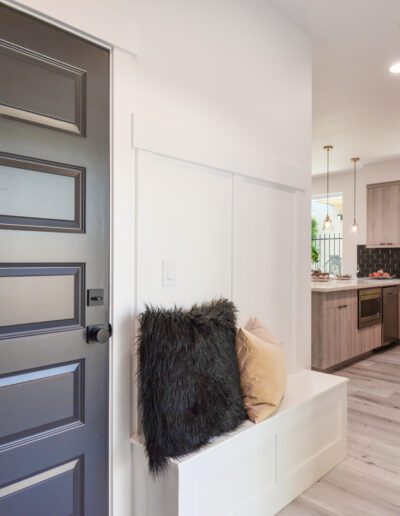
{"left": 136, "top": 150, "right": 232, "bottom": 310}
{"left": 233, "top": 175, "right": 296, "bottom": 365}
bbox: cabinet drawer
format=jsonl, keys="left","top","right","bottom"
{"left": 323, "top": 290, "right": 357, "bottom": 308}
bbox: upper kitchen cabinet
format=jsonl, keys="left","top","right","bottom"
{"left": 367, "top": 181, "right": 400, "bottom": 247}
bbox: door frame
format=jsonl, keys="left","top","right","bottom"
{"left": 0, "top": 2, "right": 135, "bottom": 515}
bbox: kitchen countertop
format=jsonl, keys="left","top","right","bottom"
{"left": 312, "top": 278, "right": 400, "bottom": 293}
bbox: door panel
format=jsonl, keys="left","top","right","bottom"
{"left": 0, "top": 458, "right": 83, "bottom": 516}
{"left": 0, "top": 38, "right": 85, "bottom": 134}
{"left": 0, "top": 360, "right": 83, "bottom": 447}
{"left": 0, "top": 4, "right": 109, "bottom": 515}
{"left": 0, "top": 264, "right": 85, "bottom": 339}
{"left": 0, "top": 152, "right": 85, "bottom": 232}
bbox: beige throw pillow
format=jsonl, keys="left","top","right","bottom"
{"left": 236, "top": 325, "right": 287, "bottom": 423}
{"left": 244, "top": 316, "right": 281, "bottom": 346}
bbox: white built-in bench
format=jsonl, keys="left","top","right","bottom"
{"left": 131, "top": 369, "right": 348, "bottom": 516}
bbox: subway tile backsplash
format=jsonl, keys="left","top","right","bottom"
{"left": 357, "top": 245, "right": 400, "bottom": 277}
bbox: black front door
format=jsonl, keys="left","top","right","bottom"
{"left": 0, "top": 5, "right": 110, "bottom": 515}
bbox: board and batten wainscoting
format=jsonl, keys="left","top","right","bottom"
{"left": 131, "top": 136, "right": 346, "bottom": 515}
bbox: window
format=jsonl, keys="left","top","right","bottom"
{"left": 312, "top": 193, "right": 343, "bottom": 274}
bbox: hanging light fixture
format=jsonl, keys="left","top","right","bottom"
{"left": 351, "top": 157, "right": 360, "bottom": 233}
{"left": 322, "top": 145, "right": 334, "bottom": 232}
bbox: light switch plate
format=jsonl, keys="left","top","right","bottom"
{"left": 162, "top": 258, "right": 176, "bottom": 287}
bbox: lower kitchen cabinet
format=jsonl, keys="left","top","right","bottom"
{"left": 325, "top": 303, "right": 357, "bottom": 368}
{"left": 382, "top": 286, "right": 400, "bottom": 345}
{"left": 356, "top": 324, "right": 382, "bottom": 355}
{"left": 312, "top": 290, "right": 382, "bottom": 371}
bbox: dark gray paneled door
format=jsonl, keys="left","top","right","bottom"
{"left": 0, "top": 5, "right": 110, "bottom": 515}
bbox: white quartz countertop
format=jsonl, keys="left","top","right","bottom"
{"left": 312, "top": 278, "right": 400, "bottom": 292}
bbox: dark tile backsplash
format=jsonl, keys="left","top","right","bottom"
{"left": 357, "top": 245, "right": 400, "bottom": 278}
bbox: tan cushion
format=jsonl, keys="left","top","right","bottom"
{"left": 244, "top": 316, "right": 281, "bottom": 347}
{"left": 236, "top": 327, "right": 287, "bottom": 423}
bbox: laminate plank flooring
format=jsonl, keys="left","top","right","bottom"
{"left": 279, "top": 344, "right": 400, "bottom": 516}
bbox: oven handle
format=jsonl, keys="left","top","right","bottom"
{"left": 360, "top": 294, "right": 381, "bottom": 302}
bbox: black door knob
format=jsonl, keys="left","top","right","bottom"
{"left": 86, "top": 325, "right": 110, "bottom": 343}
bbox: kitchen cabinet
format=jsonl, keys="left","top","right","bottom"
{"left": 312, "top": 291, "right": 358, "bottom": 370}
{"left": 367, "top": 181, "right": 400, "bottom": 247}
{"left": 382, "top": 286, "right": 400, "bottom": 345}
{"left": 325, "top": 302, "right": 357, "bottom": 368}
{"left": 312, "top": 289, "right": 382, "bottom": 371}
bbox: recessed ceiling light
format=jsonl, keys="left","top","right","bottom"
{"left": 389, "top": 63, "right": 400, "bottom": 74}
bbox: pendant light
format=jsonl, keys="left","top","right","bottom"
{"left": 322, "top": 145, "right": 334, "bottom": 232}
{"left": 351, "top": 157, "right": 360, "bottom": 233}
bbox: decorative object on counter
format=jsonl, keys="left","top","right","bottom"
{"left": 368, "top": 269, "right": 395, "bottom": 279}
{"left": 322, "top": 144, "right": 334, "bottom": 232}
{"left": 137, "top": 298, "right": 246, "bottom": 476}
{"left": 336, "top": 274, "right": 352, "bottom": 280}
{"left": 236, "top": 319, "right": 287, "bottom": 423}
{"left": 311, "top": 270, "right": 330, "bottom": 281}
{"left": 351, "top": 157, "right": 360, "bottom": 234}
{"left": 357, "top": 245, "right": 400, "bottom": 278}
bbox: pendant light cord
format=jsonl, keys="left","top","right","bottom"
{"left": 353, "top": 159, "right": 356, "bottom": 221}
{"left": 326, "top": 147, "right": 330, "bottom": 218}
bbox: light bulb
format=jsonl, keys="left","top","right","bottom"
{"left": 351, "top": 220, "right": 359, "bottom": 234}
{"left": 389, "top": 63, "right": 400, "bottom": 74}
{"left": 323, "top": 215, "right": 333, "bottom": 232}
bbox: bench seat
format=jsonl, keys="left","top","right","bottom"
{"left": 131, "top": 369, "right": 348, "bottom": 516}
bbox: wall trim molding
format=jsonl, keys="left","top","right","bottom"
{"left": 132, "top": 114, "right": 308, "bottom": 192}
{"left": 3, "top": 0, "right": 138, "bottom": 54}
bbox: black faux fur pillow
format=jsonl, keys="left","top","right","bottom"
{"left": 137, "top": 298, "right": 246, "bottom": 475}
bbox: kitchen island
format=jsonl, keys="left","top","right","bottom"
{"left": 312, "top": 277, "right": 400, "bottom": 293}
{"left": 312, "top": 278, "right": 400, "bottom": 371}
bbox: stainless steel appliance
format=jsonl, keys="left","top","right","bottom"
{"left": 382, "top": 286, "right": 400, "bottom": 345}
{"left": 358, "top": 288, "right": 382, "bottom": 329}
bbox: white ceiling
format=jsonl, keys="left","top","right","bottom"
{"left": 268, "top": 0, "right": 400, "bottom": 175}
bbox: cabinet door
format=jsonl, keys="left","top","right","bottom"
{"left": 367, "top": 185, "right": 388, "bottom": 246}
{"left": 387, "top": 184, "right": 400, "bottom": 246}
{"left": 325, "top": 303, "right": 357, "bottom": 368}
{"left": 367, "top": 183, "right": 400, "bottom": 246}
{"left": 382, "top": 286, "right": 399, "bottom": 345}
{"left": 357, "top": 324, "right": 382, "bottom": 354}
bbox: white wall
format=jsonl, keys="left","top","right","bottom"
{"left": 131, "top": 0, "right": 312, "bottom": 437}
{"left": 136, "top": 151, "right": 233, "bottom": 308}
{"left": 129, "top": 0, "right": 311, "bottom": 188}
{"left": 312, "top": 157, "right": 400, "bottom": 276}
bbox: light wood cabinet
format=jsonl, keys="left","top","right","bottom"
{"left": 325, "top": 303, "right": 357, "bottom": 368}
{"left": 312, "top": 290, "right": 382, "bottom": 371}
{"left": 367, "top": 181, "right": 400, "bottom": 247}
{"left": 382, "top": 286, "right": 400, "bottom": 345}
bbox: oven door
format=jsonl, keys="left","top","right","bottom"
{"left": 358, "top": 288, "right": 382, "bottom": 329}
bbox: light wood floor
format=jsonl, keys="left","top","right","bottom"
{"left": 279, "top": 344, "right": 400, "bottom": 516}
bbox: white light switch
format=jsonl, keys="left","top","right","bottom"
{"left": 162, "top": 259, "right": 176, "bottom": 287}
